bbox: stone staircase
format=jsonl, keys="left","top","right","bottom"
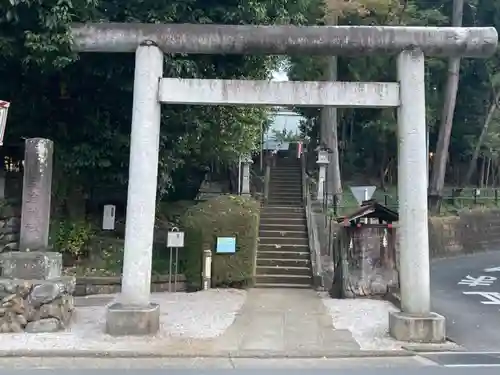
{"left": 256, "top": 157, "right": 313, "bottom": 288}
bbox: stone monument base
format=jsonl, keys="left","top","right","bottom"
{"left": 389, "top": 310, "right": 446, "bottom": 343}
{"left": 0, "top": 277, "right": 75, "bottom": 333}
{"left": 106, "top": 302, "right": 160, "bottom": 336}
{"left": 0, "top": 251, "right": 62, "bottom": 280}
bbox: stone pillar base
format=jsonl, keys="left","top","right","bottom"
{"left": 0, "top": 251, "right": 62, "bottom": 280}
{"left": 105, "top": 302, "right": 160, "bottom": 336}
{"left": 0, "top": 277, "right": 75, "bottom": 333}
{"left": 389, "top": 311, "right": 446, "bottom": 343}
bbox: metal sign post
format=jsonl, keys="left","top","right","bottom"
{"left": 167, "top": 226, "right": 185, "bottom": 292}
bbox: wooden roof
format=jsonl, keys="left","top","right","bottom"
{"left": 335, "top": 199, "right": 399, "bottom": 224}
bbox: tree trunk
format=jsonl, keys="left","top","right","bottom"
{"left": 463, "top": 92, "right": 500, "bottom": 186}
{"left": 320, "top": 14, "right": 342, "bottom": 201}
{"left": 428, "top": 0, "right": 464, "bottom": 213}
{"left": 479, "top": 157, "right": 486, "bottom": 188}
{"left": 484, "top": 157, "right": 490, "bottom": 187}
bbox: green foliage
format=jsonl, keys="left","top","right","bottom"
{"left": 0, "top": 0, "right": 305, "bottom": 206}
{"left": 289, "top": 0, "right": 500, "bottom": 186}
{"left": 52, "top": 219, "right": 95, "bottom": 257}
{"left": 181, "top": 195, "right": 260, "bottom": 289}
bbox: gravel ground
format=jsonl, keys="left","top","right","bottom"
{"left": 321, "top": 296, "right": 405, "bottom": 351}
{"left": 0, "top": 289, "right": 246, "bottom": 352}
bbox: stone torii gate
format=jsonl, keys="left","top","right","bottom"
{"left": 71, "top": 23, "right": 497, "bottom": 341}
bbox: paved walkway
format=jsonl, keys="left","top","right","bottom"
{"left": 211, "top": 288, "right": 360, "bottom": 355}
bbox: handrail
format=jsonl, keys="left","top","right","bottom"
{"left": 301, "top": 149, "right": 324, "bottom": 290}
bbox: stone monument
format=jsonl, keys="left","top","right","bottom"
{"left": 241, "top": 154, "right": 253, "bottom": 196}
{"left": 0, "top": 138, "right": 75, "bottom": 333}
{"left": 316, "top": 148, "right": 329, "bottom": 201}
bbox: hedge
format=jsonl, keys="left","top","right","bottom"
{"left": 181, "top": 195, "right": 260, "bottom": 289}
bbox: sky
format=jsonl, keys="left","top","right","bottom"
{"left": 272, "top": 69, "right": 289, "bottom": 81}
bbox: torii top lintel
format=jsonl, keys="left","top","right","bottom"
{"left": 71, "top": 23, "right": 498, "bottom": 58}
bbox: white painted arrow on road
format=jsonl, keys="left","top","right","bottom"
{"left": 484, "top": 267, "right": 500, "bottom": 272}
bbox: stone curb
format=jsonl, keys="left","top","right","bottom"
{"left": 0, "top": 349, "right": 417, "bottom": 359}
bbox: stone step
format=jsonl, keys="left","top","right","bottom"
{"left": 259, "top": 236, "right": 309, "bottom": 246}
{"left": 259, "top": 243, "right": 309, "bottom": 250}
{"left": 256, "top": 265, "right": 311, "bottom": 276}
{"left": 259, "top": 230, "right": 307, "bottom": 239}
{"left": 271, "top": 179, "right": 301, "bottom": 184}
{"left": 262, "top": 206, "right": 304, "bottom": 213}
{"left": 269, "top": 189, "right": 302, "bottom": 194}
{"left": 257, "top": 253, "right": 311, "bottom": 264}
{"left": 260, "top": 211, "right": 305, "bottom": 219}
{"left": 259, "top": 223, "right": 307, "bottom": 231}
{"left": 267, "top": 200, "right": 303, "bottom": 206}
{"left": 268, "top": 195, "right": 302, "bottom": 201}
{"left": 269, "top": 190, "right": 302, "bottom": 196}
{"left": 269, "top": 185, "right": 302, "bottom": 191}
{"left": 258, "top": 250, "right": 310, "bottom": 260}
{"left": 270, "top": 182, "right": 301, "bottom": 186}
{"left": 267, "top": 196, "right": 303, "bottom": 202}
{"left": 257, "top": 257, "right": 311, "bottom": 267}
{"left": 271, "top": 174, "right": 302, "bottom": 179}
{"left": 260, "top": 217, "right": 307, "bottom": 226}
{"left": 268, "top": 190, "right": 302, "bottom": 195}
{"left": 254, "top": 283, "right": 312, "bottom": 289}
{"left": 255, "top": 274, "right": 313, "bottom": 286}
{"left": 267, "top": 200, "right": 303, "bottom": 207}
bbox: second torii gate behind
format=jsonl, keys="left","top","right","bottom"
{"left": 71, "top": 23, "right": 497, "bottom": 341}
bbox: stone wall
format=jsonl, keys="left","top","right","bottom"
{"left": 74, "top": 274, "right": 187, "bottom": 296}
{"left": 0, "top": 277, "right": 75, "bottom": 333}
{"left": 0, "top": 201, "right": 20, "bottom": 252}
{"left": 429, "top": 209, "right": 500, "bottom": 258}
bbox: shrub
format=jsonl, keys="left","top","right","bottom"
{"left": 181, "top": 195, "right": 260, "bottom": 289}
{"left": 51, "top": 219, "right": 95, "bottom": 258}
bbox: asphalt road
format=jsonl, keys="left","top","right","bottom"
{"left": 431, "top": 251, "right": 500, "bottom": 351}
{"left": 0, "top": 360, "right": 499, "bottom": 374}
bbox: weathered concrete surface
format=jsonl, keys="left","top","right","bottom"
{"left": 211, "top": 288, "right": 360, "bottom": 355}
{"left": 159, "top": 79, "right": 400, "bottom": 107}
{"left": 0, "top": 251, "right": 62, "bottom": 280}
{"left": 0, "top": 356, "right": 436, "bottom": 369}
{"left": 105, "top": 302, "right": 160, "bottom": 336}
{"left": 388, "top": 311, "right": 446, "bottom": 343}
{"left": 71, "top": 24, "right": 497, "bottom": 57}
{"left": 19, "top": 138, "right": 53, "bottom": 252}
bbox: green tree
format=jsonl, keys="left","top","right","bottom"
{"left": 0, "top": 0, "right": 305, "bottom": 216}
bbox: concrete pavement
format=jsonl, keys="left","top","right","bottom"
{"left": 211, "top": 288, "right": 359, "bottom": 354}
{"left": 0, "top": 356, "right": 436, "bottom": 369}
{"left": 431, "top": 251, "right": 500, "bottom": 351}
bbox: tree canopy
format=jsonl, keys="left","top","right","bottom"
{"left": 1, "top": 0, "right": 500, "bottom": 216}
{"left": 289, "top": 0, "right": 500, "bottom": 190}
{"left": 0, "top": 0, "right": 304, "bottom": 212}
